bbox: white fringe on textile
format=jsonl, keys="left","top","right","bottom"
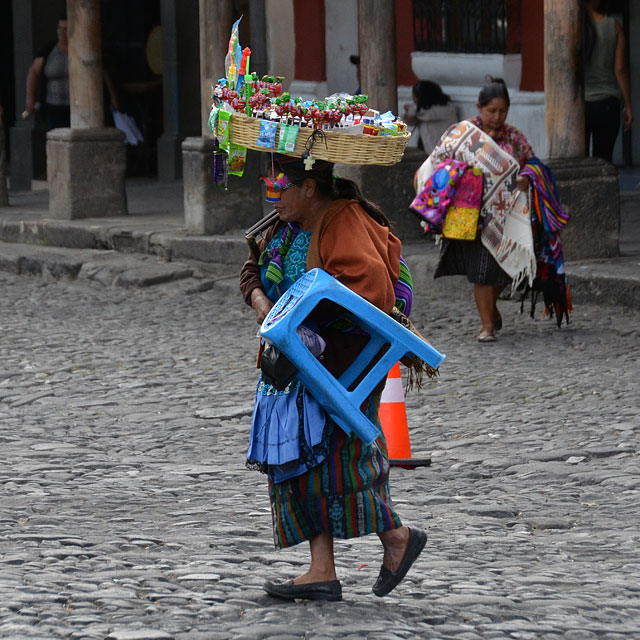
{"left": 482, "top": 189, "right": 536, "bottom": 292}
{"left": 500, "top": 244, "right": 537, "bottom": 294}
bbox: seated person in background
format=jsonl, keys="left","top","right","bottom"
{"left": 404, "top": 80, "right": 458, "bottom": 154}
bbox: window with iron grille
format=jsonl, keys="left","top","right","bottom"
{"left": 413, "top": 0, "right": 521, "bottom": 54}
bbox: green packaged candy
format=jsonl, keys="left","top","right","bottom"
{"left": 208, "top": 106, "right": 219, "bottom": 133}
{"left": 217, "top": 110, "right": 232, "bottom": 152}
{"left": 277, "top": 124, "right": 300, "bottom": 153}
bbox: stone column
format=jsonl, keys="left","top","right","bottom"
{"left": 544, "top": 0, "right": 584, "bottom": 158}
{"left": 182, "top": 0, "right": 262, "bottom": 235}
{"left": 543, "top": 0, "right": 619, "bottom": 259}
{"left": 47, "top": 0, "right": 126, "bottom": 219}
{"left": 357, "top": 0, "right": 397, "bottom": 114}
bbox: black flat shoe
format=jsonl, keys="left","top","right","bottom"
{"left": 373, "top": 528, "right": 427, "bottom": 597}
{"left": 263, "top": 578, "right": 342, "bottom": 601}
{"left": 494, "top": 314, "right": 503, "bottom": 332}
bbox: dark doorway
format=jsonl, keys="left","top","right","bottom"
{"left": 102, "top": 0, "right": 163, "bottom": 176}
{"left": 1, "top": 0, "right": 15, "bottom": 165}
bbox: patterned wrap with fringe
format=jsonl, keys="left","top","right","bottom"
{"left": 415, "top": 120, "right": 536, "bottom": 290}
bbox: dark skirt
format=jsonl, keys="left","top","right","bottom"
{"left": 434, "top": 237, "right": 511, "bottom": 286}
{"left": 268, "top": 396, "right": 402, "bottom": 548}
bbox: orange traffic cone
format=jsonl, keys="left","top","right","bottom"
{"left": 379, "top": 362, "right": 431, "bottom": 469}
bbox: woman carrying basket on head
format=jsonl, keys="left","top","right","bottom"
{"left": 239, "top": 155, "right": 426, "bottom": 601}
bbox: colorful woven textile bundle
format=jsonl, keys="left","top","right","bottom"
{"left": 409, "top": 159, "right": 467, "bottom": 233}
{"left": 520, "top": 157, "right": 573, "bottom": 326}
{"left": 441, "top": 166, "right": 483, "bottom": 240}
{"left": 259, "top": 222, "right": 300, "bottom": 294}
{"left": 260, "top": 220, "right": 414, "bottom": 319}
{"left": 394, "top": 255, "right": 414, "bottom": 316}
{"left": 413, "top": 121, "right": 535, "bottom": 289}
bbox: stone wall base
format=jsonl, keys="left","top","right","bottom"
{"left": 47, "top": 128, "right": 127, "bottom": 219}
{"left": 337, "top": 152, "right": 621, "bottom": 261}
{"left": 10, "top": 126, "right": 48, "bottom": 190}
{"left": 182, "top": 137, "right": 265, "bottom": 235}
{"left": 546, "top": 157, "right": 620, "bottom": 261}
{"left": 334, "top": 148, "right": 427, "bottom": 245}
{"left": 157, "top": 133, "right": 183, "bottom": 181}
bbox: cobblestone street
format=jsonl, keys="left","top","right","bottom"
{"left": 1, "top": 271, "right": 639, "bottom": 640}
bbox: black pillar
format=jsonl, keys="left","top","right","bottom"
{"left": 10, "top": 0, "right": 63, "bottom": 189}
{"left": 248, "top": 0, "right": 267, "bottom": 78}
{"left": 156, "top": 0, "right": 200, "bottom": 180}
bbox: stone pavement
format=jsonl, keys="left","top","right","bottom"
{"left": 1, "top": 265, "right": 639, "bottom": 640}
{"left": 0, "top": 175, "right": 639, "bottom": 309}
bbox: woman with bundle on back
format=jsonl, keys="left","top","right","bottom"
{"left": 412, "top": 76, "right": 536, "bottom": 342}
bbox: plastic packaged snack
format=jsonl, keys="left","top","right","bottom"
{"left": 256, "top": 120, "right": 279, "bottom": 149}
{"left": 225, "top": 17, "right": 242, "bottom": 90}
{"left": 228, "top": 143, "right": 247, "bottom": 177}
{"left": 213, "top": 146, "right": 228, "bottom": 189}
{"left": 276, "top": 124, "right": 300, "bottom": 153}
{"left": 217, "top": 110, "right": 232, "bottom": 151}
{"left": 208, "top": 106, "right": 219, "bottom": 133}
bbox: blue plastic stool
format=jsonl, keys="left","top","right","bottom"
{"left": 260, "top": 268, "right": 446, "bottom": 445}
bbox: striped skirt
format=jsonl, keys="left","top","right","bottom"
{"left": 268, "top": 396, "right": 402, "bottom": 548}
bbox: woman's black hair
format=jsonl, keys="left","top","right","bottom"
{"left": 331, "top": 177, "right": 390, "bottom": 228}
{"left": 275, "top": 155, "right": 390, "bottom": 228}
{"left": 412, "top": 80, "right": 451, "bottom": 111}
{"left": 477, "top": 76, "right": 510, "bottom": 108}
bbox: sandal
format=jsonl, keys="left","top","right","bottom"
{"left": 477, "top": 330, "right": 496, "bottom": 343}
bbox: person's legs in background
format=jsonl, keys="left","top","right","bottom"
{"left": 474, "top": 283, "right": 505, "bottom": 341}
{"left": 585, "top": 97, "right": 621, "bottom": 163}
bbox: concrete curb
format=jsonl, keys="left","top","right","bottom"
{"left": 565, "top": 257, "right": 640, "bottom": 310}
{"left": 403, "top": 242, "right": 640, "bottom": 311}
{"left": 0, "top": 241, "right": 196, "bottom": 287}
{"left": 0, "top": 214, "right": 639, "bottom": 311}
{"left": 0, "top": 217, "right": 250, "bottom": 267}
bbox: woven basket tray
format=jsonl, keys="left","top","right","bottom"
{"left": 227, "top": 112, "right": 410, "bottom": 166}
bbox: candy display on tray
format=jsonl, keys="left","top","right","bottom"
{"left": 207, "top": 17, "right": 409, "bottom": 189}
{"left": 211, "top": 79, "right": 407, "bottom": 138}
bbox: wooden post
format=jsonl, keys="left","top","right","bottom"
{"left": 67, "top": 0, "right": 104, "bottom": 129}
{"left": 357, "top": 0, "right": 397, "bottom": 114}
{"left": 199, "top": 0, "right": 233, "bottom": 136}
{"left": 544, "top": 0, "right": 584, "bottom": 158}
